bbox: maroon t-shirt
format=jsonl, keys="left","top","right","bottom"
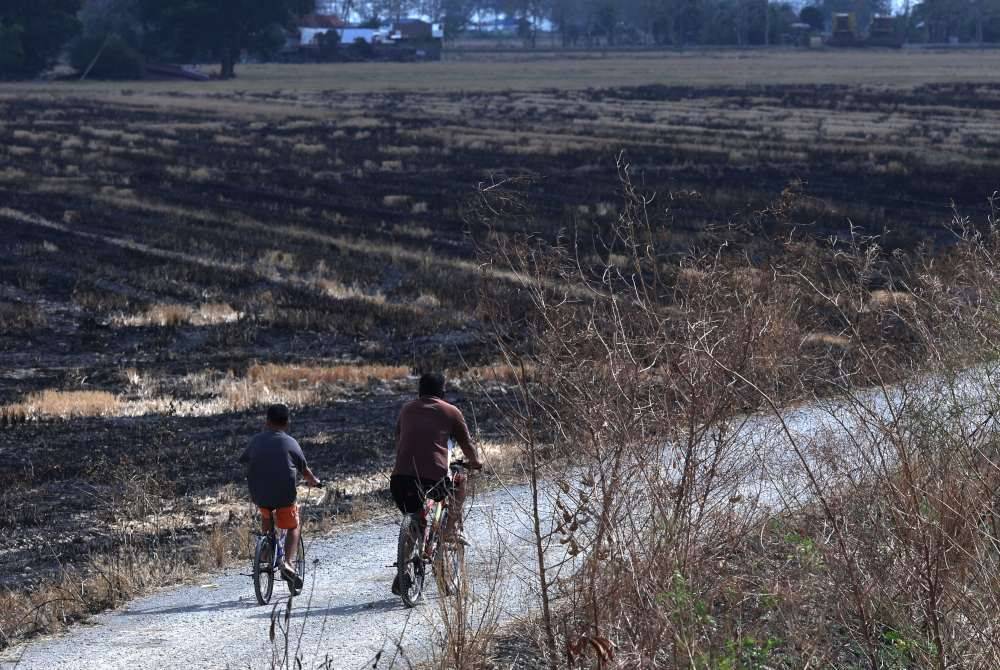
{"left": 393, "top": 396, "right": 476, "bottom": 481}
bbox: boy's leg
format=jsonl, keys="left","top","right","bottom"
{"left": 275, "top": 505, "right": 301, "bottom": 578}
{"left": 284, "top": 526, "right": 300, "bottom": 565}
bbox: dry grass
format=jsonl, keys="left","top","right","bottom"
{"left": 293, "top": 142, "right": 326, "bottom": 155}
{"left": 382, "top": 194, "right": 410, "bottom": 208}
{"left": 3, "top": 390, "right": 121, "bottom": 420}
{"left": 0, "top": 168, "right": 27, "bottom": 182}
{"left": 247, "top": 363, "right": 409, "bottom": 387}
{"left": 114, "top": 303, "right": 240, "bottom": 327}
{"left": 465, "top": 364, "right": 535, "bottom": 385}
{"left": 3, "top": 53, "right": 1000, "bottom": 103}
{"left": 0, "top": 484, "right": 255, "bottom": 649}
{"left": 801, "top": 332, "right": 851, "bottom": 348}
{"left": 866, "top": 289, "right": 917, "bottom": 311}
{"left": 317, "top": 279, "right": 386, "bottom": 304}
{"left": 476, "top": 440, "right": 522, "bottom": 478}
{"left": 1, "top": 363, "right": 412, "bottom": 424}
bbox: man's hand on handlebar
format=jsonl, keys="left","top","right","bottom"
{"left": 451, "top": 459, "right": 483, "bottom": 471}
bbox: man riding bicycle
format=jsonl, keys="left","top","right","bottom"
{"left": 239, "top": 403, "right": 321, "bottom": 588}
{"left": 390, "top": 372, "right": 481, "bottom": 595}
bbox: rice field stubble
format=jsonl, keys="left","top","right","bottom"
{"left": 1, "top": 51, "right": 999, "bottom": 648}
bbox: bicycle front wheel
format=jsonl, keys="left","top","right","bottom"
{"left": 253, "top": 536, "right": 275, "bottom": 606}
{"left": 435, "top": 541, "right": 464, "bottom": 597}
{"left": 397, "top": 516, "right": 425, "bottom": 607}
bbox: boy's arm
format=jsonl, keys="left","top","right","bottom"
{"left": 302, "top": 466, "right": 321, "bottom": 486}
{"left": 292, "top": 441, "right": 321, "bottom": 486}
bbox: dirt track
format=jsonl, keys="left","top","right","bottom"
{"left": 1, "top": 482, "right": 548, "bottom": 669}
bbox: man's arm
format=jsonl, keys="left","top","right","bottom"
{"left": 451, "top": 409, "right": 482, "bottom": 468}
{"left": 239, "top": 444, "right": 252, "bottom": 464}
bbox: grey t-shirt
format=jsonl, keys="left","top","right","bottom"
{"left": 239, "top": 430, "right": 307, "bottom": 508}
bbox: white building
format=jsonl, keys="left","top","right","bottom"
{"left": 299, "top": 27, "right": 384, "bottom": 46}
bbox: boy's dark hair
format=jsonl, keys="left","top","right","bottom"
{"left": 266, "top": 403, "right": 290, "bottom": 426}
{"left": 418, "top": 372, "right": 445, "bottom": 398}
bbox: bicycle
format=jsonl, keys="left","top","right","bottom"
{"left": 395, "top": 460, "right": 477, "bottom": 608}
{"left": 251, "top": 483, "right": 324, "bottom": 606}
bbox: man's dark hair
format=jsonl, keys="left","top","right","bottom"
{"left": 266, "top": 403, "right": 290, "bottom": 426}
{"left": 418, "top": 372, "right": 445, "bottom": 398}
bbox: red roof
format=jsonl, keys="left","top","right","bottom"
{"left": 299, "top": 14, "right": 345, "bottom": 28}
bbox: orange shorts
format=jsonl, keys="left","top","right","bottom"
{"left": 260, "top": 504, "right": 299, "bottom": 530}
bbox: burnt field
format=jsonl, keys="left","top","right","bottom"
{"left": 1, "top": 64, "right": 1000, "bottom": 631}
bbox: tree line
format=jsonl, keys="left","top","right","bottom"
{"left": 2, "top": 0, "right": 999, "bottom": 80}
{"left": 1, "top": 0, "right": 312, "bottom": 80}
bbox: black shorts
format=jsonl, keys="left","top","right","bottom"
{"left": 390, "top": 474, "right": 452, "bottom": 514}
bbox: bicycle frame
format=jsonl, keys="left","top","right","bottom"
{"left": 258, "top": 528, "right": 286, "bottom": 570}
{"left": 396, "top": 462, "right": 471, "bottom": 606}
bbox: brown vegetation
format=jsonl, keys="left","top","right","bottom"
{"left": 247, "top": 363, "right": 410, "bottom": 387}
{"left": 3, "top": 390, "right": 122, "bottom": 421}
{"left": 466, "top": 166, "right": 1000, "bottom": 669}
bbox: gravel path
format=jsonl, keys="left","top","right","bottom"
{"left": 1, "top": 483, "right": 546, "bottom": 670}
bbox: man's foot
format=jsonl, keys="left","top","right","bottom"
{"left": 391, "top": 575, "right": 401, "bottom": 596}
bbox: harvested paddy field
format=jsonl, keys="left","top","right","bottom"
{"left": 1, "top": 50, "right": 999, "bottom": 645}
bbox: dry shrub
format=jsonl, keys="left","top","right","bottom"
{"left": 472, "top": 166, "right": 1000, "bottom": 668}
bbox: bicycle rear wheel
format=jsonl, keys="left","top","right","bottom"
{"left": 397, "top": 515, "right": 425, "bottom": 607}
{"left": 287, "top": 534, "right": 306, "bottom": 596}
{"left": 253, "top": 535, "right": 275, "bottom": 606}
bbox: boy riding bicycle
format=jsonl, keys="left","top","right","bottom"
{"left": 390, "top": 372, "right": 481, "bottom": 594}
{"left": 240, "top": 404, "right": 321, "bottom": 587}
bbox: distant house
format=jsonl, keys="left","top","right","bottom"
{"left": 470, "top": 16, "right": 520, "bottom": 35}
{"left": 297, "top": 14, "right": 348, "bottom": 46}
{"left": 340, "top": 28, "right": 383, "bottom": 45}
{"left": 389, "top": 19, "right": 444, "bottom": 41}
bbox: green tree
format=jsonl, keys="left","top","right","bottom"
{"left": 139, "top": 0, "right": 312, "bottom": 79}
{"left": 70, "top": 33, "right": 145, "bottom": 78}
{"left": 442, "top": 0, "right": 474, "bottom": 38}
{"left": 799, "top": 5, "right": 824, "bottom": 29}
{"left": 0, "top": 0, "right": 81, "bottom": 78}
